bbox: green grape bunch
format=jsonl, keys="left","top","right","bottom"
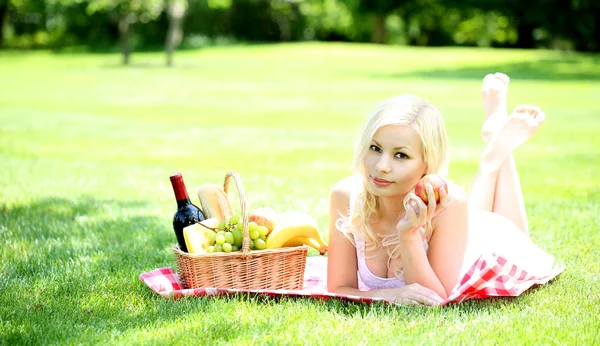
{"left": 205, "top": 214, "right": 264, "bottom": 253}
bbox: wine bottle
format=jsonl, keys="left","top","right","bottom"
{"left": 169, "top": 173, "right": 206, "bottom": 252}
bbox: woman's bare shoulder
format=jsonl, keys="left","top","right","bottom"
{"left": 447, "top": 180, "right": 467, "bottom": 204}
{"left": 330, "top": 176, "right": 361, "bottom": 210}
{"left": 331, "top": 175, "right": 361, "bottom": 194}
{"left": 435, "top": 180, "right": 468, "bottom": 219}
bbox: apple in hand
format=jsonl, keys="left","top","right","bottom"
{"left": 414, "top": 174, "right": 448, "bottom": 204}
{"left": 249, "top": 207, "right": 277, "bottom": 234}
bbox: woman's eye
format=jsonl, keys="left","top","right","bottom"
{"left": 395, "top": 152, "right": 408, "bottom": 159}
{"left": 369, "top": 145, "right": 381, "bottom": 153}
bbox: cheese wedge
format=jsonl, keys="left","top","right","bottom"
{"left": 183, "top": 217, "right": 219, "bottom": 254}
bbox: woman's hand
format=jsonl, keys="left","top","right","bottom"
{"left": 396, "top": 183, "right": 448, "bottom": 238}
{"left": 378, "top": 283, "right": 444, "bottom": 306}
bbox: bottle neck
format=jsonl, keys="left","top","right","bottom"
{"left": 170, "top": 173, "right": 190, "bottom": 207}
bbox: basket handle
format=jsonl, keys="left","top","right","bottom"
{"left": 223, "top": 171, "right": 251, "bottom": 254}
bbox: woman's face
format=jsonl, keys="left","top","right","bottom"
{"left": 363, "top": 124, "right": 428, "bottom": 198}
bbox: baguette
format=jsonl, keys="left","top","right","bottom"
{"left": 197, "top": 184, "right": 233, "bottom": 221}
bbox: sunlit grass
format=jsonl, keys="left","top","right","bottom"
{"left": 1, "top": 43, "right": 599, "bottom": 344}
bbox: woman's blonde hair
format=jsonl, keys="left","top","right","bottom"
{"left": 336, "top": 94, "right": 449, "bottom": 265}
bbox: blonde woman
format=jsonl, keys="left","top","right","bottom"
{"left": 327, "top": 73, "right": 559, "bottom": 306}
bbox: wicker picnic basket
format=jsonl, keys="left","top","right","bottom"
{"left": 173, "top": 171, "right": 308, "bottom": 290}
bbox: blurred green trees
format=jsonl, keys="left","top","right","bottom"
{"left": 1, "top": 0, "right": 598, "bottom": 61}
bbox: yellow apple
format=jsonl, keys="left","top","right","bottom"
{"left": 249, "top": 207, "right": 277, "bottom": 234}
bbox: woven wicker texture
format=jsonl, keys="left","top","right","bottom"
{"left": 173, "top": 171, "right": 308, "bottom": 290}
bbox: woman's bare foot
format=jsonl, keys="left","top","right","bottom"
{"left": 481, "top": 73, "right": 510, "bottom": 143}
{"left": 480, "top": 105, "right": 546, "bottom": 171}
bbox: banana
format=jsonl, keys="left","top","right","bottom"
{"left": 282, "top": 236, "right": 328, "bottom": 255}
{"left": 265, "top": 211, "right": 328, "bottom": 252}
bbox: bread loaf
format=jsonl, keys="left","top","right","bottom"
{"left": 197, "top": 184, "right": 233, "bottom": 221}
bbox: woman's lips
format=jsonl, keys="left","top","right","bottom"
{"left": 372, "top": 176, "right": 393, "bottom": 187}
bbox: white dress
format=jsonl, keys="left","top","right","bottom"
{"left": 461, "top": 209, "right": 557, "bottom": 278}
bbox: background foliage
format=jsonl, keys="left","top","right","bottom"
{"left": 2, "top": 0, "right": 599, "bottom": 55}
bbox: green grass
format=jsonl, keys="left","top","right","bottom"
{"left": 1, "top": 42, "right": 599, "bottom": 345}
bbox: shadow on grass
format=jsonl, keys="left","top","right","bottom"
{"left": 95, "top": 61, "right": 209, "bottom": 70}
{"left": 371, "top": 57, "right": 600, "bottom": 81}
{"left": 0, "top": 196, "right": 194, "bottom": 343}
{"left": 0, "top": 195, "right": 177, "bottom": 279}
{"left": 92, "top": 51, "right": 600, "bottom": 77}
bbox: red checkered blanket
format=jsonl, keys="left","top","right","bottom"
{"left": 139, "top": 253, "right": 564, "bottom": 306}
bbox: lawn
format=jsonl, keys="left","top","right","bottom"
{"left": 1, "top": 43, "right": 599, "bottom": 345}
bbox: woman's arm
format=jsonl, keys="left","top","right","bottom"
{"left": 427, "top": 188, "right": 468, "bottom": 295}
{"left": 399, "top": 186, "right": 469, "bottom": 298}
{"left": 326, "top": 177, "right": 360, "bottom": 292}
{"left": 326, "top": 177, "right": 444, "bottom": 306}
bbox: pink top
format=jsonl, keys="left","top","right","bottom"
{"left": 355, "top": 235, "right": 430, "bottom": 290}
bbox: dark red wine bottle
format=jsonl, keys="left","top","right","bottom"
{"left": 169, "top": 173, "right": 206, "bottom": 252}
